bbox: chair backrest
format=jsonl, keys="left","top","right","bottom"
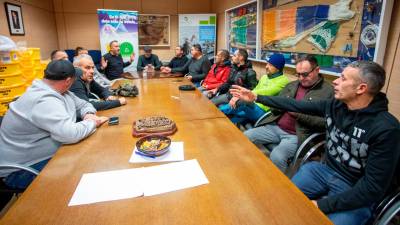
{"left": 371, "top": 188, "right": 400, "bottom": 225}
{"left": 287, "top": 132, "right": 326, "bottom": 178}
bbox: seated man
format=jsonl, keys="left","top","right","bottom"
{"left": 50, "top": 50, "right": 68, "bottom": 61}
{"left": 163, "top": 44, "right": 211, "bottom": 84}
{"left": 137, "top": 46, "right": 162, "bottom": 72}
{"left": 198, "top": 49, "right": 231, "bottom": 96}
{"left": 211, "top": 49, "right": 257, "bottom": 106}
{"left": 0, "top": 60, "right": 108, "bottom": 189}
{"left": 74, "top": 46, "right": 88, "bottom": 59}
{"left": 243, "top": 55, "right": 333, "bottom": 173}
{"left": 100, "top": 40, "right": 135, "bottom": 80}
{"left": 231, "top": 61, "right": 400, "bottom": 225}
{"left": 160, "top": 46, "right": 188, "bottom": 73}
{"left": 70, "top": 54, "right": 127, "bottom": 111}
{"left": 75, "top": 47, "right": 111, "bottom": 88}
{"left": 219, "top": 53, "right": 289, "bottom": 124}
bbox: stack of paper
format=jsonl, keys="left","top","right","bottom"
{"left": 68, "top": 159, "right": 208, "bottom": 206}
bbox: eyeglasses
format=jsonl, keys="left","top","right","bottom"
{"left": 296, "top": 66, "right": 317, "bottom": 77}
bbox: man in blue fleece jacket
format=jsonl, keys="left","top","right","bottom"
{"left": 230, "top": 61, "right": 400, "bottom": 225}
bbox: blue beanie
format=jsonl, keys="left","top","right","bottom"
{"left": 266, "top": 53, "right": 285, "bottom": 71}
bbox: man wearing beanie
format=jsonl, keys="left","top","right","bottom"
{"left": 244, "top": 55, "right": 333, "bottom": 173}
{"left": 219, "top": 53, "right": 289, "bottom": 124}
{"left": 0, "top": 60, "right": 108, "bottom": 190}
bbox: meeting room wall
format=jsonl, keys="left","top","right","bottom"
{"left": 0, "top": 0, "right": 59, "bottom": 59}
{"left": 53, "top": 0, "right": 212, "bottom": 61}
{"left": 212, "top": 0, "right": 400, "bottom": 119}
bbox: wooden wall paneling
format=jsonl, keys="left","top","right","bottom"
{"left": 141, "top": 0, "right": 177, "bottom": 14}
{"left": 103, "top": 0, "right": 141, "bottom": 11}
{"left": 178, "top": 0, "right": 211, "bottom": 13}
{"left": 62, "top": 0, "right": 103, "bottom": 13}
{"left": 64, "top": 13, "right": 101, "bottom": 49}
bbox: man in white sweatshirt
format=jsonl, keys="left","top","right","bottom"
{"left": 0, "top": 60, "right": 108, "bottom": 189}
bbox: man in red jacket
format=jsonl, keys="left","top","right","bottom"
{"left": 199, "top": 50, "right": 231, "bottom": 97}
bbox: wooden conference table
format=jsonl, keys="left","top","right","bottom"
{"left": 0, "top": 76, "right": 331, "bottom": 225}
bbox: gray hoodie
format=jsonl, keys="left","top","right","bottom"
{"left": 0, "top": 79, "right": 97, "bottom": 177}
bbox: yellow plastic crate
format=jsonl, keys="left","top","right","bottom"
{"left": 0, "top": 72, "right": 25, "bottom": 86}
{"left": 20, "top": 59, "right": 33, "bottom": 68}
{"left": 0, "top": 51, "right": 19, "bottom": 64}
{"left": 0, "top": 96, "right": 16, "bottom": 116}
{"left": 34, "top": 67, "right": 44, "bottom": 79}
{"left": 0, "top": 62, "right": 21, "bottom": 75}
{"left": 28, "top": 48, "right": 41, "bottom": 59}
{"left": 0, "top": 83, "right": 26, "bottom": 98}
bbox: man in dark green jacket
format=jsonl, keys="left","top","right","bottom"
{"left": 137, "top": 46, "right": 162, "bottom": 71}
{"left": 70, "top": 54, "right": 127, "bottom": 111}
{"left": 244, "top": 55, "right": 333, "bottom": 172}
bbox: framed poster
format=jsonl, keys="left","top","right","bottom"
{"left": 225, "top": 1, "right": 258, "bottom": 59}
{"left": 139, "top": 14, "right": 170, "bottom": 46}
{"left": 260, "top": 0, "right": 394, "bottom": 75}
{"left": 4, "top": 2, "right": 25, "bottom": 35}
{"left": 179, "top": 14, "right": 216, "bottom": 59}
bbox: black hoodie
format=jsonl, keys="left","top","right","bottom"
{"left": 255, "top": 92, "right": 400, "bottom": 214}
{"left": 217, "top": 61, "right": 258, "bottom": 95}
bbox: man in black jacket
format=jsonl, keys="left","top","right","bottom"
{"left": 164, "top": 44, "right": 211, "bottom": 83}
{"left": 137, "top": 46, "right": 162, "bottom": 71}
{"left": 160, "top": 46, "right": 188, "bottom": 73}
{"left": 100, "top": 40, "right": 135, "bottom": 80}
{"left": 211, "top": 49, "right": 257, "bottom": 106}
{"left": 70, "top": 54, "right": 127, "bottom": 111}
{"left": 230, "top": 61, "right": 400, "bottom": 225}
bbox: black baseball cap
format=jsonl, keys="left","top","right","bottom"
{"left": 44, "top": 60, "right": 82, "bottom": 80}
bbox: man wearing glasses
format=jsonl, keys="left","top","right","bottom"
{"left": 243, "top": 55, "right": 333, "bottom": 173}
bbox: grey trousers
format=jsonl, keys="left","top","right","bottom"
{"left": 244, "top": 124, "right": 298, "bottom": 172}
{"left": 211, "top": 93, "right": 229, "bottom": 106}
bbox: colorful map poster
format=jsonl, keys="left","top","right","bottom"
{"left": 97, "top": 9, "right": 138, "bottom": 72}
{"left": 179, "top": 14, "right": 216, "bottom": 59}
{"left": 226, "top": 1, "right": 258, "bottom": 59}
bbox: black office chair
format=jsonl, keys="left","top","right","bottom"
{"left": 0, "top": 116, "right": 39, "bottom": 211}
{"left": 291, "top": 135, "right": 400, "bottom": 225}
{"left": 286, "top": 132, "right": 326, "bottom": 178}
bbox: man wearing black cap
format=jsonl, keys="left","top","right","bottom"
{"left": 0, "top": 60, "right": 108, "bottom": 189}
{"left": 100, "top": 40, "right": 135, "bottom": 80}
{"left": 137, "top": 46, "right": 162, "bottom": 71}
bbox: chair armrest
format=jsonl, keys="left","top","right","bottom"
{"left": 254, "top": 111, "right": 271, "bottom": 127}
{"left": 0, "top": 164, "right": 39, "bottom": 176}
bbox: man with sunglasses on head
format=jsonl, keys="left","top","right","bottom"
{"left": 243, "top": 55, "right": 333, "bottom": 173}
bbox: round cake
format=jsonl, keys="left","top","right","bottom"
{"left": 132, "top": 116, "right": 177, "bottom": 137}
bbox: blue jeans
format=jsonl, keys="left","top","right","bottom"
{"left": 219, "top": 103, "right": 266, "bottom": 124}
{"left": 292, "top": 161, "right": 372, "bottom": 225}
{"left": 4, "top": 158, "right": 50, "bottom": 189}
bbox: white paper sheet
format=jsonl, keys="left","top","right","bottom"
{"left": 129, "top": 142, "right": 184, "bottom": 163}
{"left": 68, "top": 159, "right": 208, "bottom": 206}
{"left": 68, "top": 168, "right": 144, "bottom": 206}
{"left": 141, "top": 159, "right": 209, "bottom": 196}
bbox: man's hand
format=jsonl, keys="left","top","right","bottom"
{"left": 107, "top": 96, "right": 117, "bottom": 101}
{"left": 230, "top": 85, "right": 256, "bottom": 102}
{"left": 84, "top": 114, "right": 109, "bottom": 127}
{"left": 311, "top": 200, "right": 318, "bottom": 208}
{"left": 229, "top": 97, "right": 239, "bottom": 109}
{"left": 185, "top": 75, "right": 192, "bottom": 81}
{"left": 119, "top": 97, "right": 127, "bottom": 105}
{"left": 96, "top": 116, "right": 109, "bottom": 127}
{"left": 162, "top": 67, "right": 172, "bottom": 73}
{"left": 129, "top": 53, "right": 135, "bottom": 63}
{"left": 100, "top": 57, "right": 108, "bottom": 70}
